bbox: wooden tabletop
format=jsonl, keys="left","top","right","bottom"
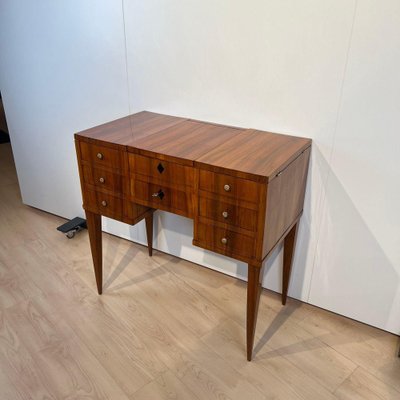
{"left": 75, "top": 111, "right": 311, "bottom": 182}
{"left": 75, "top": 111, "right": 185, "bottom": 147}
{"left": 195, "top": 129, "right": 311, "bottom": 182}
{"left": 131, "top": 120, "right": 244, "bottom": 166}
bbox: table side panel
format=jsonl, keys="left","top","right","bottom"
{"left": 262, "top": 147, "right": 311, "bottom": 258}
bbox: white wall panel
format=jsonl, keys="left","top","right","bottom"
{"left": 0, "top": 0, "right": 129, "bottom": 218}
{"left": 123, "top": 0, "right": 356, "bottom": 300}
{"left": 309, "top": 0, "right": 400, "bottom": 333}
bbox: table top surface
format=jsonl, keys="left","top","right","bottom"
{"left": 75, "top": 111, "right": 311, "bottom": 182}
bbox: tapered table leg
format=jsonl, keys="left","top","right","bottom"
{"left": 145, "top": 211, "right": 154, "bottom": 257}
{"left": 282, "top": 222, "right": 299, "bottom": 305}
{"left": 85, "top": 210, "right": 102, "bottom": 295}
{"left": 246, "top": 263, "right": 264, "bottom": 361}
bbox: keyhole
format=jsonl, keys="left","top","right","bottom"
{"left": 157, "top": 163, "right": 165, "bottom": 174}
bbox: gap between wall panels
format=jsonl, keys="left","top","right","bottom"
{"left": 306, "top": 0, "right": 359, "bottom": 303}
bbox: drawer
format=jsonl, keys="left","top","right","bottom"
{"left": 129, "top": 153, "right": 194, "bottom": 187}
{"left": 83, "top": 187, "right": 123, "bottom": 217}
{"left": 199, "top": 197, "right": 257, "bottom": 232}
{"left": 199, "top": 170, "right": 260, "bottom": 204}
{"left": 82, "top": 165, "right": 123, "bottom": 193}
{"left": 195, "top": 222, "right": 255, "bottom": 259}
{"left": 131, "top": 179, "right": 192, "bottom": 218}
{"left": 79, "top": 141, "right": 121, "bottom": 169}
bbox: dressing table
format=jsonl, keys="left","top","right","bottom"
{"left": 75, "top": 111, "right": 311, "bottom": 360}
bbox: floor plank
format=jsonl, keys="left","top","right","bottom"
{"left": 133, "top": 370, "right": 201, "bottom": 400}
{"left": 334, "top": 367, "right": 400, "bottom": 400}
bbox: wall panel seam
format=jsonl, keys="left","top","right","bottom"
{"left": 306, "top": 0, "right": 359, "bottom": 302}
{"left": 121, "top": 0, "right": 132, "bottom": 126}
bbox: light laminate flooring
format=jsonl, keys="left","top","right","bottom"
{"left": 0, "top": 142, "right": 399, "bottom": 399}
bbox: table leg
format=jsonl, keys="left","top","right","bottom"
{"left": 282, "top": 222, "right": 299, "bottom": 305}
{"left": 145, "top": 211, "right": 154, "bottom": 257}
{"left": 85, "top": 210, "right": 102, "bottom": 295}
{"left": 246, "top": 263, "right": 264, "bottom": 361}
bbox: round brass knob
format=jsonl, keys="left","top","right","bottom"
{"left": 221, "top": 237, "right": 228, "bottom": 245}
{"left": 99, "top": 177, "right": 105, "bottom": 183}
{"left": 222, "top": 211, "right": 228, "bottom": 219}
{"left": 223, "top": 184, "right": 231, "bottom": 192}
{"left": 97, "top": 152, "right": 103, "bottom": 159}
{"left": 101, "top": 200, "right": 107, "bottom": 207}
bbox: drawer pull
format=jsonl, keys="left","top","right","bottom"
{"left": 99, "top": 177, "right": 105, "bottom": 183}
{"left": 97, "top": 152, "right": 103, "bottom": 160}
{"left": 223, "top": 184, "right": 231, "bottom": 192}
{"left": 152, "top": 190, "right": 165, "bottom": 200}
{"left": 221, "top": 237, "right": 228, "bottom": 245}
{"left": 222, "top": 211, "right": 229, "bottom": 219}
{"left": 101, "top": 200, "right": 107, "bottom": 207}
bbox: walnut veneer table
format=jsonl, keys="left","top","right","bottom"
{"left": 75, "top": 111, "right": 311, "bottom": 361}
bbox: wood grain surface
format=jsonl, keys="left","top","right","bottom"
{"left": 262, "top": 147, "right": 311, "bottom": 257}
{"left": 198, "top": 196, "right": 258, "bottom": 231}
{"left": 129, "top": 153, "right": 195, "bottom": 187}
{"left": 132, "top": 178, "right": 194, "bottom": 218}
{"left": 75, "top": 111, "right": 186, "bottom": 147}
{"left": 130, "top": 120, "right": 244, "bottom": 165}
{"left": 198, "top": 169, "right": 261, "bottom": 203}
{"left": 195, "top": 129, "right": 311, "bottom": 182}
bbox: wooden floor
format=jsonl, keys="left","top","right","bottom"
{"left": 0, "top": 142, "right": 399, "bottom": 400}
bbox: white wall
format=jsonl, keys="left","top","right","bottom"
{"left": 0, "top": 0, "right": 130, "bottom": 218}
{"left": 310, "top": 0, "right": 400, "bottom": 332}
{"left": 0, "top": 0, "right": 399, "bottom": 334}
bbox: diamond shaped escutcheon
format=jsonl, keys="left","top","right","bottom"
{"left": 157, "top": 163, "right": 165, "bottom": 174}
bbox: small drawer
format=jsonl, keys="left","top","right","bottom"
{"left": 129, "top": 153, "right": 194, "bottom": 187}
{"left": 79, "top": 141, "right": 121, "bottom": 169}
{"left": 199, "top": 170, "right": 260, "bottom": 204}
{"left": 83, "top": 188, "right": 123, "bottom": 217}
{"left": 82, "top": 165, "right": 123, "bottom": 193}
{"left": 195, "top": 222, "right": 255, "bottom": 259}
{"left": 131, "top": 179, "right": 192, "bottom": 218}
{"left": 199, "top": 197, "right": 257, "bottom": 232}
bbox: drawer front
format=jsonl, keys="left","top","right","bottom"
{"left": 131, "top": 180, "right": 192, "bottom": 218}
{"left": 83, "top": 187, "right": 123, "bottom": 217}
{"left": 195, "top": 222, "right": 254, "bottom": 259}
{"left": 199, "top": 170, "right": 260, "bottom": 204}
{"left": 80, "top": 141, "right": 121, "bottom": 169}
{"left": 129, "top": 154, "right": 194, "bottom": 187}
{"left": 82, "top": 165, "right": 123, "bottom": 193}
{"left": 199, "top": 197, "right": 257, "bottom": 232}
